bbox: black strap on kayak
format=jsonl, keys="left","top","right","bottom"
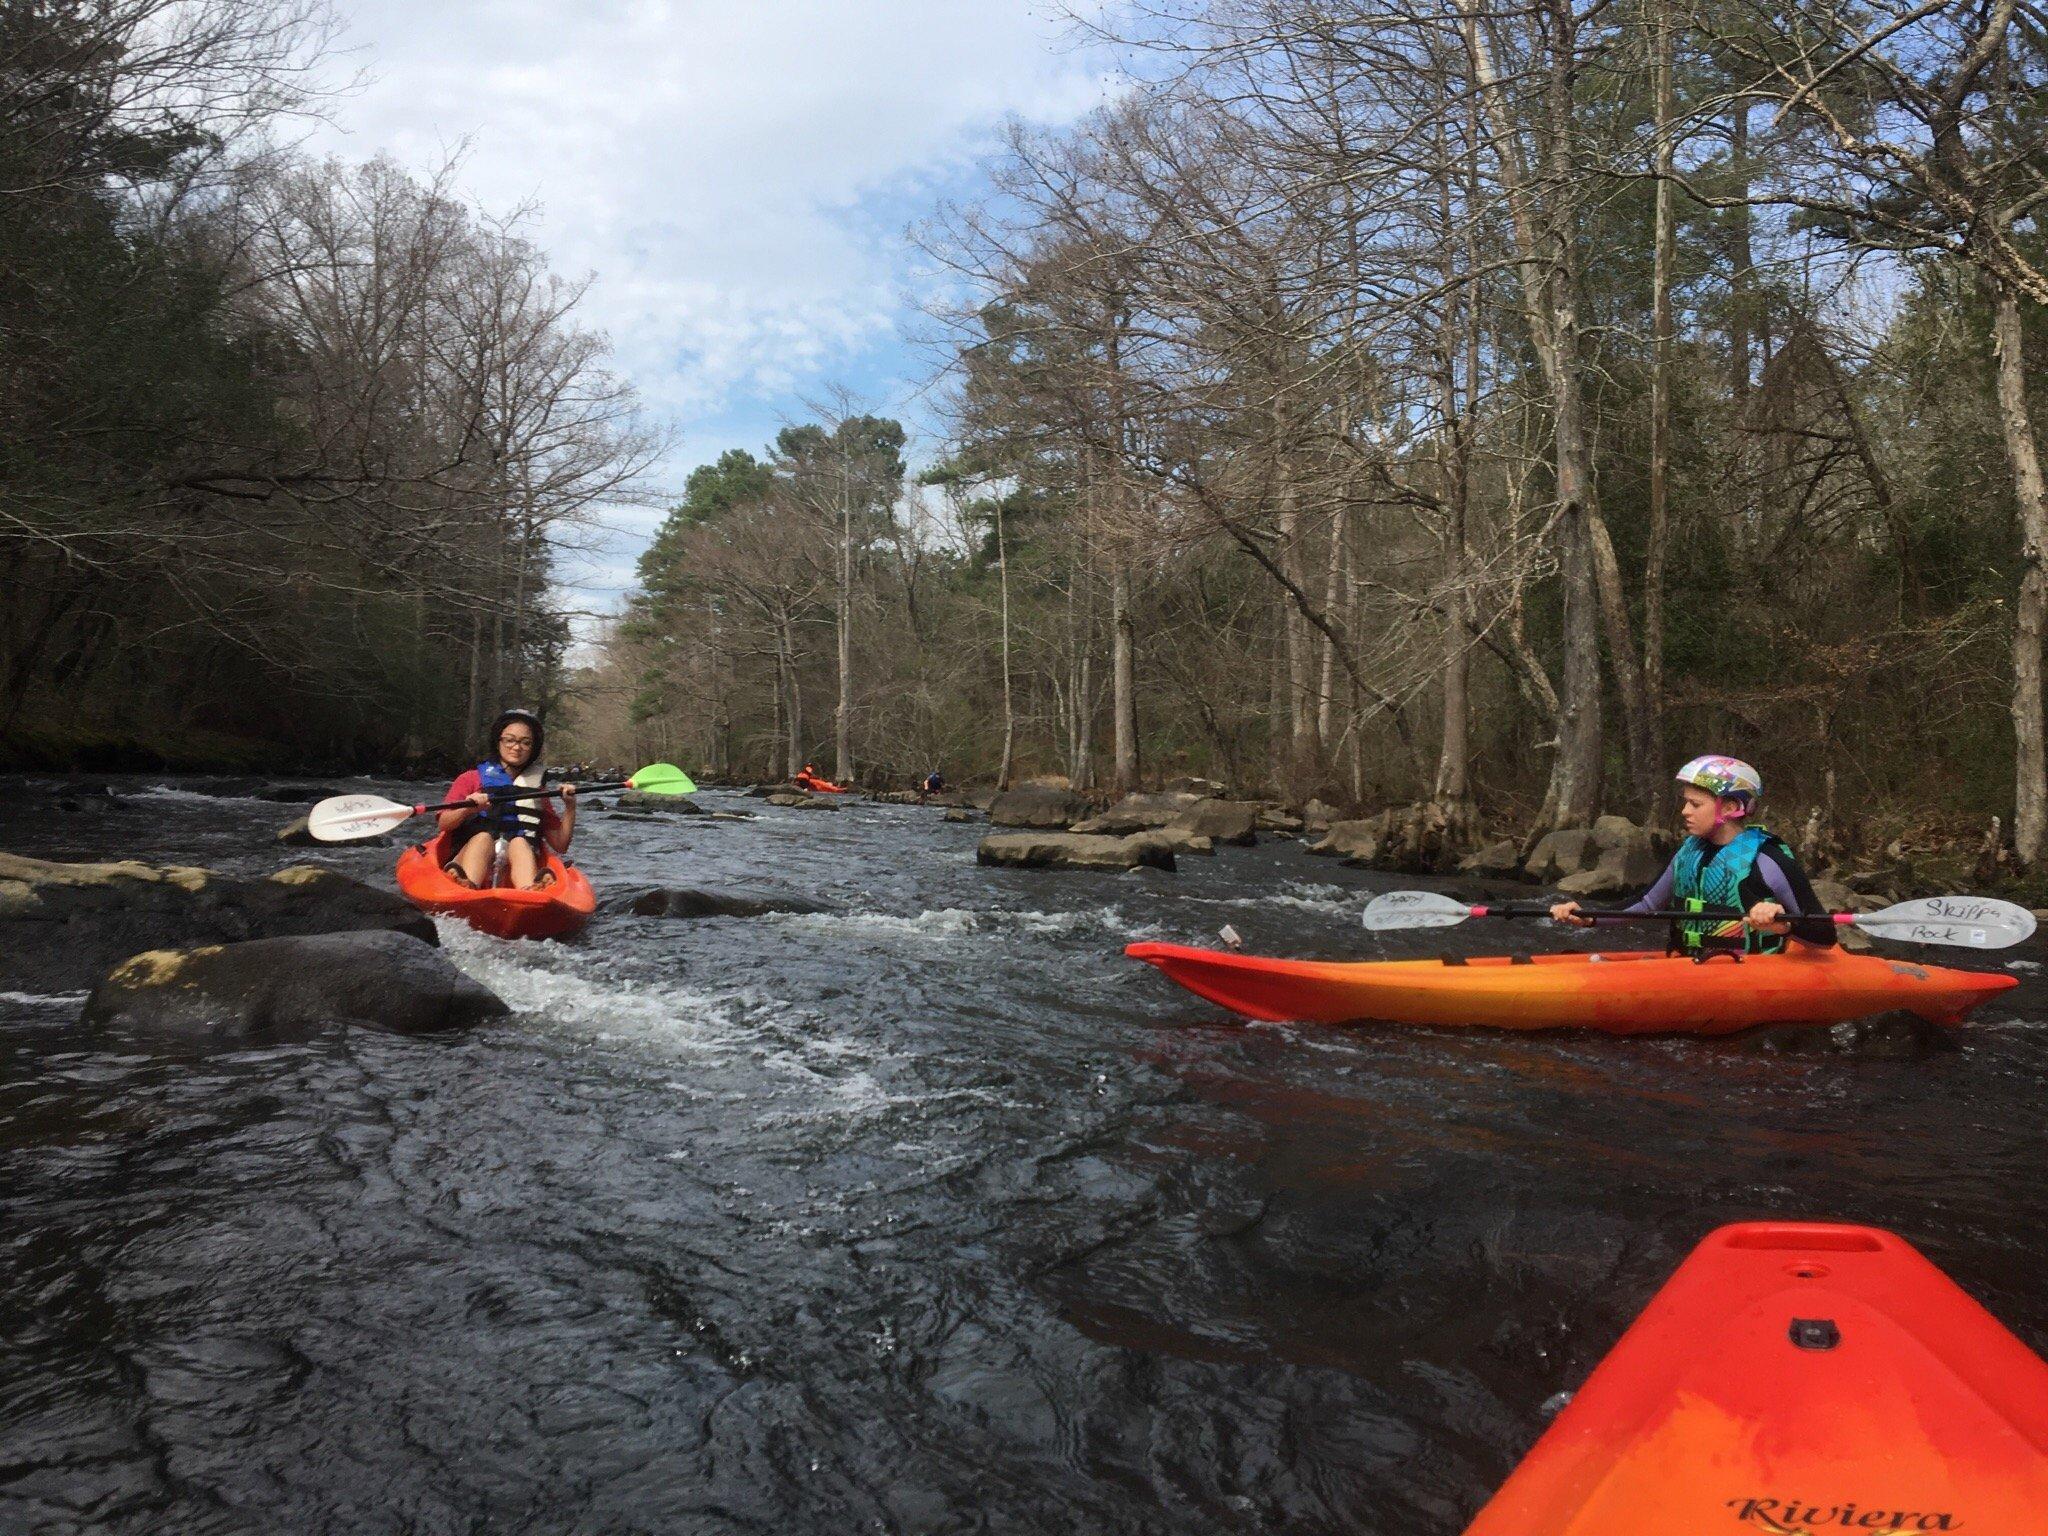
{"left": 1438, "top": 953, "right": 1467, "bottom": 966}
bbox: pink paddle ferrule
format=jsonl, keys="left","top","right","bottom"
{"left": 1469, "top": 905, "right": 1489, "bottom": 917}
{"left": 1832, "top": 912, "right": 1853, "bottom": 925}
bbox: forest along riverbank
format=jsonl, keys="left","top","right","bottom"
{"left": 2, "top": 777, "right": 2045, "bottom": 1534}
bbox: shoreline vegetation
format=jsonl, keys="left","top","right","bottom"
{"left": 9, "top": 4, "right": 2048, "bottom": 904}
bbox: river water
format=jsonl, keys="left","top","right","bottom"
{"left": 3, "top": 778, "right": 2045, "bottom": 1535}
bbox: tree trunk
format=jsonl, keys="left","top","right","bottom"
{"left": 835, "top": 476, "right": 853, "bottom": 783}
{"left": 1317, "top": 504, "right": 1345, "bottom": 746}
{"left": 1111, "top": 564, "right": 1137, "bottom": 793}
{"left": 1729, "top": 96, "right": 1753, "bottom": 409}
{"left": 1644, "top": 0, "right": 1675, "bottom": 711}
{"left": 1992, "top": 284, "right": 2048, "bottom": 865}
{"left": 996, "top": 496, "right": 1015, "bottom": 790}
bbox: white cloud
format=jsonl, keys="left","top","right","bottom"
{"left": 313, "top": 0, "right": 1116, "bottom": 428}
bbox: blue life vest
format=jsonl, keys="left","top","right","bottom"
{"left": 1671, "top": 825, "right": 1785, "bottom": 955}
{"left": 474, "top": 760, "right": 545, "bottom": 842}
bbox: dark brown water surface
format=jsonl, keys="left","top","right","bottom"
{"left": 2, "top": 776, "right": 2044, "bottom": 1534}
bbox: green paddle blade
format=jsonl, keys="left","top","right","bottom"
{"left": 1363, "top": 891, "right": 1474, "bottom": 931}
{"left": 626, "top": 762, "right": 695, "bottom": 795}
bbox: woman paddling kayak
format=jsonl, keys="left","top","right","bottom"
{"left": 1552, "top": 754, "right": 1834, "bottom": 954}
{"left": 438, "top": 708, "right": 578, "bottom": 891}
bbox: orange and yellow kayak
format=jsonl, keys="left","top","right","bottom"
{"left": 1123, "top": 941, "right": 2015, "bottom": 1034}
{"left": 1465, "top": 1221, "right": 2048, "bottom": 1535}
{"left": 396, "top": 831, "right": 596, "bottom": 941}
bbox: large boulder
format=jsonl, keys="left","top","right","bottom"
{"left": 988, "top": 785, "right": 1090, "bottom": 829}
{"left": 1457, "top": 839, "right": 1523, "bottom": 876}
{"left": 976, "top": 832, "right": 1176, "bottom": 872}
{"left": 1129, "top": 826, "right": 1215, "bottom": 859}
{"left": 1302, "top": 798, "right": 1340, "bottom": 834}
{"left": 1529, "top": 818, "right": 1669, "bottom": 893}
{"left": 621, "top": 888, "right": 835, "bottom": 919}
{"left": 0, "top": 853, "right": 435, "bottom": 995}
{"left": 1071, "top": 791, "right": 1202, "bottom": 834}
{"left": 83, "top": 930, "right": 505, "bottom": 1038}
{"left": 764, "top": 791, "right": 839, "bottom": 810}
{"left": 1169, "top": 798, "right": 1260, "bottom": 846}
{"left": 1307, "top": 803, "right": 1453, "bottom": 873}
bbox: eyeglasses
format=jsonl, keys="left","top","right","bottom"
{"left": 499, "top": 734, "right": 536, "bottom": 746}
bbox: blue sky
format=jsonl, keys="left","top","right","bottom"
{"left": 308, "top": 0, "right": 1124, "bottom": 622}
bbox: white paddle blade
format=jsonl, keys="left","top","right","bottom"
{"left": 1363, "top": 890, "right": 1474, "bottom": 931}
{"left": 307, "top": 794, "right": 414, "bottom": 842}
{"left": 1852, "top": 895, "right": 2038, "bottom": 950}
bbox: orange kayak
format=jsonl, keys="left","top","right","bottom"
{"left": 793, "top": 772, "right": 848, "bottom": 793}
{"left": 395, "top": 831, "right": 596, "bottom": 941}
{"left": 1123, "top": 941, "right": 2014, "bottom": 1034}
{"left": 1465, "top": 1221, "right": 2048, "bottom": 1535}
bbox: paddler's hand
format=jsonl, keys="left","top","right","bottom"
{"left": 559, "top": 783, "right": 576, "bottom": 800}
{"left": 1746, "top": 900, "right": 1790, "bottom": 934}
{"left": 1549, "top": 900, "right": 1594, "bottom": 928}
{"left": 466, "top": 791, "right": 492, "bottom": 810}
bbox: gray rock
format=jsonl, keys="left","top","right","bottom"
{"left": 1070, "top": 791, "right": 1202, "bottom": 834}
{"left": 617, "top": 790, "right": 704, "bottom": 813}
{"left": 765, "top": 791, "right": 839, "bottom": 810}
{"left": 1302, "top": 798, "right": 1340, "bottom": 833}
{"left": 1310, "top": 818, "right": 1384, "bottom": 861}
{"left": 1129, "top": 826, "right": 1215, "bottom": 858}
{"left": 976, "top": 832, "right": 1176, "bottom": 872}
{"left": 1169, "top": 798, "right": 1260, "bottom": 846}
{"left": 1458, "top": 839, "right": 1522, "bottom": 876}
{"left": 1524, "top": 828, "right": 1597, "bottom": 884}
{"left": 1556, "top": 864, "right": 1630, "bottom": 898}
{"left": 0, "top": 853, "right": 435, "bottom": 994}
{"left": 623, "top": 888, "right": 834, "bottom": 919}
{"left": 943, "top": 808, "right": 976, "bottom": 823}
{"left": 988, "top": 784, "right": 1090, "bottom": 829}
{"left": 1258, "top": 808, "right": 1305, "bottom": 834}
{"left": 83, "top": 930, "right": 505, "bottom": 1037}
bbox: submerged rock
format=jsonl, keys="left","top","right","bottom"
{"left": 943, "top": 808, "right": 978, "bottom": 823}
{"left": 621, "top": 888, "right": 835, "bottom": 919}
{"left": 0, "top": 852, "right": 435, "bottom": 994}
{"left": 83, "top": 930, "right": 505, "bottom": 1037}
{"left": 1742, "top": 1009, "right": 1958, "bottom": 1060}
{"left": 616, "top": 790, "right": 704, "bottom": 813}
{"left": 977, "top": 832, "right": 1175, "bottom": 872}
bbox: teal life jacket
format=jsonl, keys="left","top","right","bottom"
{"left": 1670, "top": 825, "right": 1786, "bottom": 955}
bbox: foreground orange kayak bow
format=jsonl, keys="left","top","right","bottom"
{"left": 1465, "top": 1221, "right": 2048, "bottom": 1534}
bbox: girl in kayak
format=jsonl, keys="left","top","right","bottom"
{"left": 438, "top": 708, "right": 577, "bottom": 891}
{"left": 1551, "top": 755, "right": 1835, "bottom": 954}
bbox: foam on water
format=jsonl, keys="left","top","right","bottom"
{"left": 768, "top": 905, "right": 1154, "bottom": 942}
{"left": 0, "top": 990, "right": 88, "bottom": 1008}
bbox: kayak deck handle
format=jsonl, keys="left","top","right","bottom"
{"left": 1790, "top": 1318, "right": 1841, "bottom": 1351}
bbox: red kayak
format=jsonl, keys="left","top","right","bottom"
{"left": 1466, "top": 1222, "right": 2048, "bottom": 1534}
{"left": 1125, "top": 941, "right": 2014, "bottom": 1033}
{"left": 395, "top": 830, "right": 596, "bottom": 941}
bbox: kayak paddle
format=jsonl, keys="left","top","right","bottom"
{"left": 306, "top": 763, "right": 696, "bottom": 843}
{"left": 1361, "top": 890, "right": 2037, "bottom": 950}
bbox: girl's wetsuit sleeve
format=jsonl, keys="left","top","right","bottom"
{"left": 1624, "top": 861, "right": 1677, "bottom": 916}
{"left": 1752, "top": 846, "right": 1837, "bottom": 947}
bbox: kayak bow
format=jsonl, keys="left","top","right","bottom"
{"left": 396, "top": 831, "right": 595, "bottom": 941}
{"left": 1465, "top": 1221, "right": 2048, "bottom": 1534}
